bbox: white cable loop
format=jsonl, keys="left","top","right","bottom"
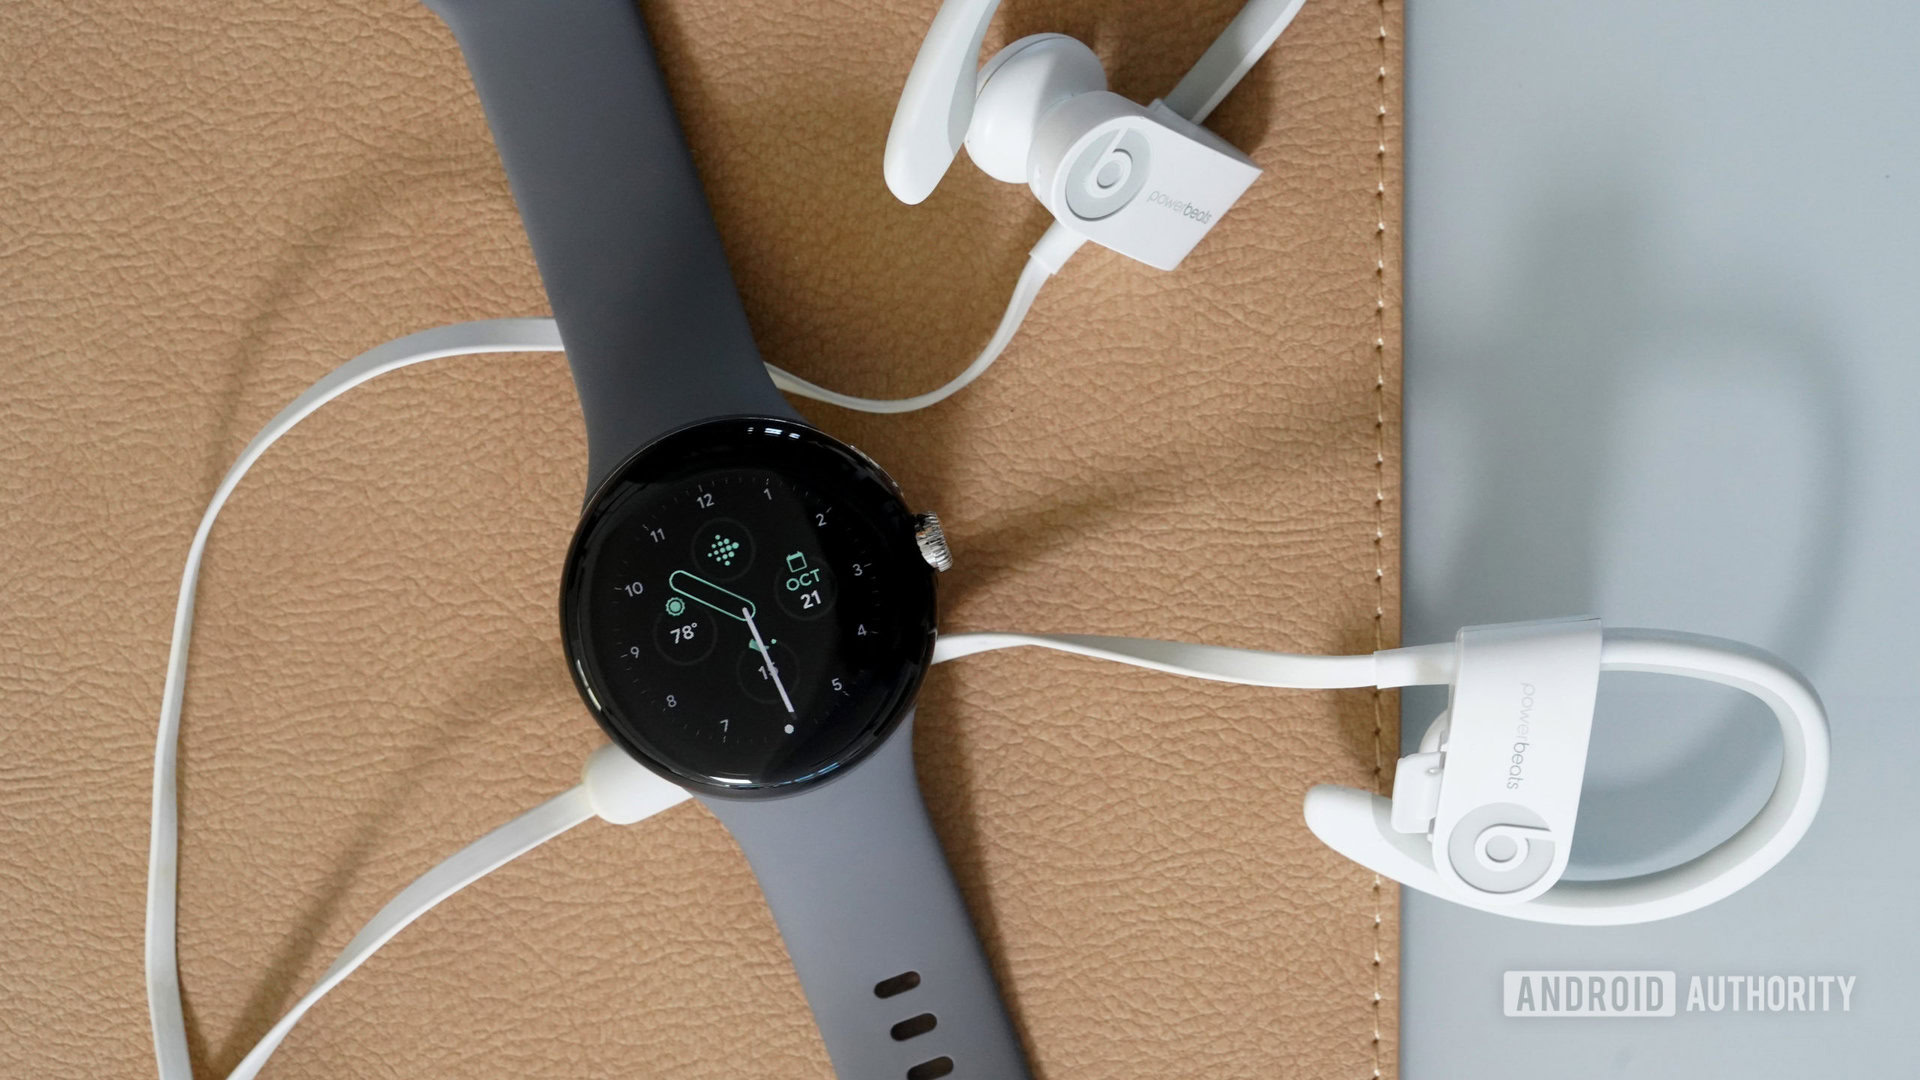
{"left": 147, "top": 318, "right": 1829, "bottom": 1073}
{"left": 147, "top": 319, "right": 566, "bottom": 1080}
{"left": 142, "top": 314, "right": 1380, "bottom": 1080}
{"left": 143, "top": 310, "right": 1375, "bottom": 1076}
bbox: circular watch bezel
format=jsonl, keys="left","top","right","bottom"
{"left": 559, "top": 417, "right": 937, "bottom": 799}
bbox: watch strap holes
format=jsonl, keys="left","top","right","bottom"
{"left": 873, "top": 970, "right": 921, "bottom": 999}
{"left": 906, "top": 1056, "right": 954, "bottom": 1080}
{"left": 889, "top": 1012, "right": 937, "bottom": 1041}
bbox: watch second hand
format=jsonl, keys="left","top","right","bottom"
{"left": 742, "top": 605, "right": 795, "bottom": 715}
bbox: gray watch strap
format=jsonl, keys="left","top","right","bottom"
{"left": 424, "top": 0, "right": 798, "bottom": 493}
{"left": 701, "top": 714, "right": 1032, "bottom": 1080}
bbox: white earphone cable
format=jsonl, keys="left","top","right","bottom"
{"left": 145, "top": 318, "right": 1391, "bottom": 1075}
{"left": 147, "top": 319, "right": 566, "bottom": 1080}
{"left": 215, "top": 786, "right": 596, "bottom": 1080}
{"left": 932, "top": 630, "right": 1379, "bottom": 688}
{"left": 763, "top": 229, "right": 1070, "bottom": 414}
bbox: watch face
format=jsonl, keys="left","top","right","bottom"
{"left": 561, "top": 418, "right": 936, "bottom": 796}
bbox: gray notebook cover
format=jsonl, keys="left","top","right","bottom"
{"left": 1401, "top": 1, "right": 1919, "bottom": 1075}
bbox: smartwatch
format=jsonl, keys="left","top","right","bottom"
{"left": 423, "top": 2, "right": 1032, "bottom": 1078}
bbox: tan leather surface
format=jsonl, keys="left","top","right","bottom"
{"left": 0, "top": 0, "right": 1402, "bottom": 1076}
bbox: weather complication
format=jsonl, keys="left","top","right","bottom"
{"left": 561, "top": 420, "right": 939, "bottom": 796}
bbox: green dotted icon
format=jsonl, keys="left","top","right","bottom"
{"left": 664, "top": 597, "right": 686, "bottom": 616}
{"left": 707, "top": 534, "right": 742, "bottom": 566}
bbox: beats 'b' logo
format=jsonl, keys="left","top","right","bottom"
{"left": 1446, "top": 803, "right": 1557, "bottom": 895}
{"left": 1064, "top": 126, "right": 1151, "bottom": 221}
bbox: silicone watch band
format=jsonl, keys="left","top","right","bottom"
{"left": 425, "top": 0, "right": 798, "bottom": 493}
{"left": 701, "top": 713, "right": 1031, "bottom": 1080}
{"left": 426, "top": 5, "right": 1027, "bottom": 1075}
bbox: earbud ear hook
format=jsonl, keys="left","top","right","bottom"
{"left": 885, "top": 0, "right": 1002, "bottom": 204}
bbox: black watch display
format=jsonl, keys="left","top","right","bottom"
{"left": 563, "top": 419, "right": 936, "bottom": 795}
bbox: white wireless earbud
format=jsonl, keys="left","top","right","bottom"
{"left": 934, "top": 617, "right": 1829, "bottom": 925}
{"left": 887, "top": 0, "right": 1291, "bottom": 270}
{"left": 1306, "top": 618, "right": 1831, "bottom": 925}
{"left": 782, "top": 0, "right": 1306, "bottom": 414}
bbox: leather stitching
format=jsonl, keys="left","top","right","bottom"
{"left": 1368, "top": 4, "right": 1393, "bottom": 1077}
{"left": 0, "top": 0, "right": 1403, "bottom": 1074}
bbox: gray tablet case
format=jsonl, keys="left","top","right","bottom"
{"left": 1401, "top": 1, "right": 1920, "bottom": 1074}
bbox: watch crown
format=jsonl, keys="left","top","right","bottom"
{"left": 912, "top": 512, "right": 953, "bottom": 572}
